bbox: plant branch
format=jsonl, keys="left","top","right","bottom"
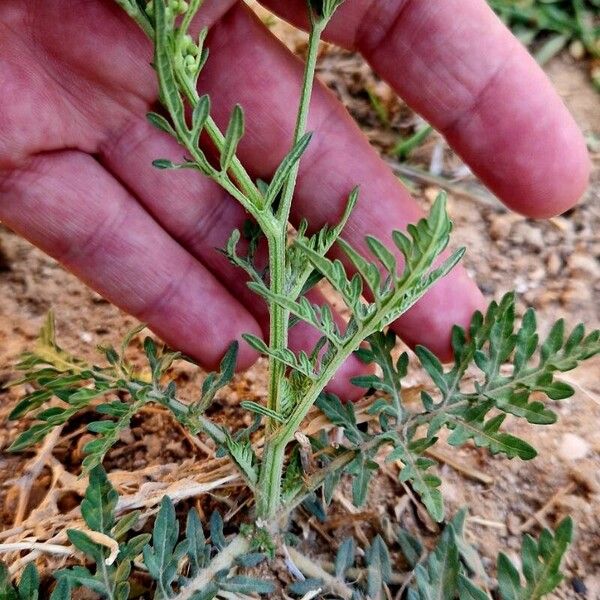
{"left": 125, "top": 0, "right": 265, "bottom": 214}
{"left": 276, "top": 18, "right": 324, "bottom": 224}
{"left": 0, "top": 542, "right": 72, "bottom": 557}
{"left": 257, "top": 11, "right": 330, "bottom": 518}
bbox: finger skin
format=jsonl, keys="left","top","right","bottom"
{"left": 261, "top": 0, "right": 590, "bottom": 217}
{"left": 0, "top": 151, "right": 262, "bottom": 369}
{"left": 198, "top": 4, "right": 483, "bottom": 359}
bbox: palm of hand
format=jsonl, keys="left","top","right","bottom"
{"left": 0, "top": 0, "right": 590, "bottom": 398}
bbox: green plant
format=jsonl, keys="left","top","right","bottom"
{"left": 4, "top": 0, "right": 600, "bottom": 597}
{"left": 0, "top": 467, "right": 574, "bottom": 600}
{"left": 489, "top": 0, "right": 599, "bottom": 89}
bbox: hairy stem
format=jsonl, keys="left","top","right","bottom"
{"left": 266, "top": 234, "right": 287, "bottom": 423}
{"left": 257, "top": 15, "right": 326, "bottom": 519}
{"left": 276, "top": 18, "right": 324, "bottom": 224}
{"left": 257, "top": 293, "right": 409, "bottom": 519}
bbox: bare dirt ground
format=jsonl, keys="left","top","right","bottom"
{"left": 0, "top": 7, "right": 599, "bottom": 599}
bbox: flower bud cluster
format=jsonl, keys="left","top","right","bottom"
{"left": 146, "top": 0, "right": 189, "bottom": 19}
{"left": 180, "top": 33, "right": 201, "bottom": 74}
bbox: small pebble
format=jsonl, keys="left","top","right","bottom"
{"left": 561, "top": 280, "right": 593, "bottom": 306}
{"left": 506, "top": 513, "right": 521, "bottom": 536}
{"left": 546, "top": 252, "right": 562, "bottom": 276}
{"left": 559, "top": 433, "right": 590, "bottom": 461}
{"left": 567, "top": 253, "right": 600, "bottom": 279}
{"left": 572, "top": 577, "right": 587, "bottom": 595}
{"left": 489, "top": 214, "right": 514, "bottom": 240}
{"left": 569, "top": 39, "right": 586, "bottom": 60}
{"left": 511, "top": 222, "right": 545, "bottom": 252}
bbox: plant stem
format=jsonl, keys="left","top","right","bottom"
{"left": 276, "top": 18, "right": 324, "bottom": 225}
{"left": 266, "top": 233, "right": 287, "bottom": 422}
{"left": 114, "top": 0, "right": 154, "bottom": 37}
{"left": 257, "top": 329, "right": 361, "bottom": 520}
{"left": 257, "top": 16, "right": 326, "bottom": 519}
{"left": 256, "top": 438, "right": 288, "bottom": 524}
{"left": 265, "top": 16, "right": 325, "bottom": 420}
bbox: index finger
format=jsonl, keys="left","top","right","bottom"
{"left": 261, "top": 0, "right": 590, "bottom": 217}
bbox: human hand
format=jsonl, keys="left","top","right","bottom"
{"left": 0, "top": 0, "right": 590, "bottom": 397}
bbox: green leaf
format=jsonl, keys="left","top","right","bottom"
{"left": 497, "top": 554, "right": 521, "bottom": 600}
{"left": 388, "top": 442, "right": 444, "bottom": 522}
{"left": 366, "top": 535, "right": 392, "bottom": 598}
{"left": 242, "top": 334, "right": 317, "bottom": 379}
{"left": 111, "top": 511, "right": 140, "bottom": 541}
{"left": 152, "top": 159, "right": 182, "bottom": 169}
{"left": 411, "top": 525, "right": 460, "bottom": 600}
{"left": 9, "top": 389, "right": 53, "bottom": 420}
{"left": 289, "top": 194, "right": 463, "bottom": 344}
{"left": 224, "top": 437, "right": 258, "bottom": 485}
{"left": 143, "top": 496, "right": 179, "bottom": 595}
{"left": 191, "top": 94, "right": 211, "bottom": 146}
{"left": 220, "top": 104, "right": 244, "bottom": 172}
{"left": 352, "top": 330, "right": 407, "bottom": 421}
{"left": 0, "top": 563, "right": 18, "bottom": 600}
{"left": 446, "top": 412, "right": 537, "bottom": 460}
{"left": 193, "top": 341, "right": 238, "bottom": 414}
{"left": 236, "top": 553, "right": 267, "bottom": 568}
{"left": 17, "top": 564, "right": 39, "bottom": 600}
{"left": 55, "top": 567, "right": 106, "bottom": 596}
{"left": 210, "top": 511, "right": 226, "bottom": 550}
{"left": 497, "top": 517, "right": 573, "bottom": 600}
{"left": 397, "top": 529, "right": 422, "bottom": 568}
{"left": 49, "top": 578, "right": 71, "bottom": 600}
{"left": 240, "top": 400, "right": 286, "bottom": 424}
{"left": 288, "top": 578, "right": 323, "bottom": 596}
{"left": 315, "top": 393, "right": 363, "bottom": 444}
{"left": 265, "top": 132, "right": 312, "bottom": 207}
{"left": 147, "top": 112, "right": 176, "bottom": 136}
{"left": 57, "top": 466, "right": 143, "bottom": 599}
{"left": 121, "top": 533, "right": 151, "bottom": 560}
{"left": 220, "top": 576, "right": 275, "bottom": 595}
{"left": 349, "top": 452, "right": 378, "bottom": 507}
{"left": 450, "top": 509, "right": 488, "bottom": 583}
{"left": 249, "top": 285, "right": 344, "bottom": 349}
{"left": 335, "top": 538, "right": 355, "bottom": 579}
{"left": 153, "top": 0, "right": 185, "bottom": 129}
{"left": 9, "top": 423, "right": 55, "bottom": 452}
{"left": 186, "top": 508, "right": 209, "bottom": 574}
{"left": 457, "top": 575, "right": 490, "bottom": 600}
{"left": 365, "top": 235, "right": 397, "bottom": 274}
{"left": 67, "top": 530, "right": 103, "bottom": 562}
